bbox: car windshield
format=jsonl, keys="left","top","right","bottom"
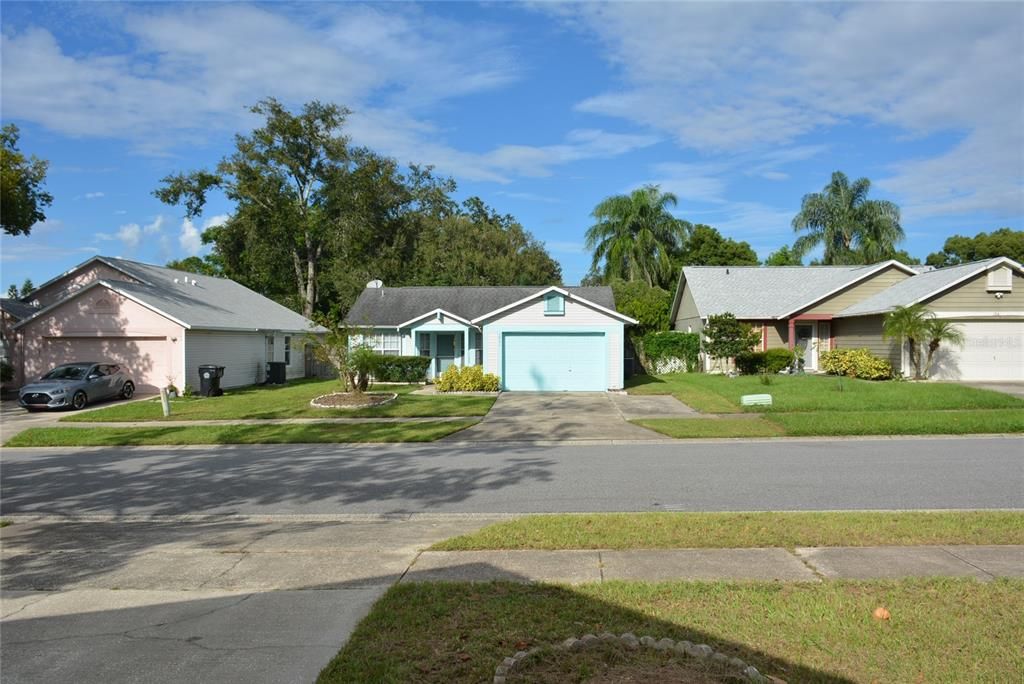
{"left": 41, "top": 364, "right": 91, "bottom": 380}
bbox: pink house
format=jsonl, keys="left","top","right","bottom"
{"left": 9, "top": 256, "right": 324, "bottom": 392}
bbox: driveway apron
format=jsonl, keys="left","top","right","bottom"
{"left": 455, "top": 392, "right": 671, "bottom": 442}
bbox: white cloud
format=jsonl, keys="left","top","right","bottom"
{"left": 117, "top": 223, "right": 141, "bottom": 249}
{"left": 114, "top": 210, "right": 127, "bottom": 215}
{"left": 83, "top": 191, "right": 105, "bottom": 199}
{"left": 143, "top": 216, "right": 165, "bottom": 234}
{"left": 546, "top": 2, "right": 1024, "bottom": 220}
{"left": 201, "top": 214, "right": 229, "bottom": 230}
{"left": 178, "top": 218, "right": 203, "bottom": 256}
{"left": 0, "top": 5, "right": 652, "bottom": 182}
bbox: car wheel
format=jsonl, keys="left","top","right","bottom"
{"left": 72, "top": 391, "right": 88, "bottom": 410}
{"left": 121, "top": 381, "right": 135, "bottom": 400}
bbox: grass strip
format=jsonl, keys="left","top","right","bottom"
{"left": 766, "top": 409, "right": 1024, "bottom": 435}
{"left": 5, "top": 420, "right": 477, "bottom": 446}
{"left": 431, "top": 511, "right": 1024, "bottom": 550}
{"left": 61, "top": 379, "right": 495, "bottom": 422}
{"left": 633, "top": 416, "right": 784, "bottom": 438}
{"left": 318, "top": 579, "right": 1024, "bottom": 683}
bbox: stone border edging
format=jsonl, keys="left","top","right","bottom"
{"left": 493, "top": 632, "right": 774, "bottom": 683}
{"left": 309, "top": 392, "right": 397, "bottom": 409}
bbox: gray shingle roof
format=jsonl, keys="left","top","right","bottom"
{"left": 100, "top": 258, "right": 324, "bottom": 332}
{"left": 345, "top": 286, "right": 617, "bottom": 326}
{"left": 838, "top": 258, "right": 1008, "bottom": 317}
{"left": 1, "top": 298, "right": 41, "bottom": 320}
{"left": 18, "top": 257, "right": 323, "bottom": 333}
{"left": 681, "top": 264, "right": 892, "bottom": 319}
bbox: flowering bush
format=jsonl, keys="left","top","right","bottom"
{"left": 435, "top": 365, "right": 500, "bottom": 392}
{"left": 819, "top": 348, "right": 893, "bottom": 380}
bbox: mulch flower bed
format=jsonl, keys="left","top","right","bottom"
{"left": 309, "top": 392, "right": 397, "bottom": 409}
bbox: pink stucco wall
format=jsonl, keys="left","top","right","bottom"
{"left": 20, "top": 285, "right": 185, "bottom": 392}
{"left": 30, "top": 262, "right": 139, "bottom": 308}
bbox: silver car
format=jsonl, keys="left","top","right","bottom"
{"left": 19, "top": 362, "right": 136, "bottom": 411}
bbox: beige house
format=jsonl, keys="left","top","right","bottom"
{"left": 10, "top": 256, "right": 324, "bottom": 392}
{"left": 671, "top": 257, "right": 1023, "bottom": 381}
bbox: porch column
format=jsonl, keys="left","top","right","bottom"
{"left": 788, "top": 318, "right": 796, "bottom": 350}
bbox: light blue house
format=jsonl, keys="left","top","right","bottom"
{"left": 345, "top": 284, "right": 637, "bottom": 391}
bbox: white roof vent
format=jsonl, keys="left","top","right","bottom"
{"left": 366, "top": 279, "right": 383, "bottom": 289}
{"left": 173, "top": 278, "right": 179, "bottom": 284}
{"left": 191, "top": 279, "right": 198, "bottom": 286}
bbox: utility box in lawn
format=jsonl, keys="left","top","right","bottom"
{"left": 198, "top": 365, "right": 225, "bottom": 397}
{"left": 266, "top": 361, "right": 287, "bottom": 385}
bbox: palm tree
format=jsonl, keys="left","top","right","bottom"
{"left": 792, "top": 171, "right": 904, "bottom": 265}
{"left": 922, "top": 319, "right": 965, "bottom": 378}
{"left": 585, "top": 185, "right": 690, "bottom": 288}
{"left": 882, "top": 304, "right": 928, "bottom": 379}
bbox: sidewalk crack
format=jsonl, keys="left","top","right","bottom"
{"left": 940, "top": 546, "right": 995, "bottom": 580}
{"left": 598, "top": 551, "right": 604, "bottom": 583}
{"left": 398, "top": 550, "right": 423, "bottom": 584}
{"left": 787, "top": 548, "right": 825, "bottom": 581}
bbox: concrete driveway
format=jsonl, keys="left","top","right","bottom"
{"left": 454, "top": 392, "right": 692, "bottom": 442}
{"left": 1, "top": 394, "right": 156, "bottom": 441}
{"left": 963, "top": 382, "right": 1024, "bottom": 398}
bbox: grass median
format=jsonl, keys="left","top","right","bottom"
{"left": 432, "top": 511, "right": 1024, "bottom": 550}
{"left": 634, "top": 408, "right": 1024, "bottom": 438}
{"left": 5, "top": 420, "right": 477, "bottom": 446}
{"left": 318, "top": 578, "right": 1024, "bottom": 683}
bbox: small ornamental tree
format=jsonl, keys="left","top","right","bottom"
{"left": 702, "top": 313, "right": 760, "bottom": 372}
{"left": 307, "top": 325, "right": 378, "bottom": 393}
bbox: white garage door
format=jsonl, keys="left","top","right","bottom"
{"left": 42, "top": 337, "right": 170, "bottom": 392}
{"left": 930, "top": 321, "right": 1024, "bottom": 381}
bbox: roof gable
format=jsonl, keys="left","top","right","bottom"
{"left": 837, "top": 257, "right": 1024, "bottom": 317}
{"left": 345, "top": 285, "right": 631, "bottom": 326}
{"left": 672, "top": 260, "right": 920, "bottom": 321}
{"left": 16, "top": 257, "right": 323, "bottom": 333}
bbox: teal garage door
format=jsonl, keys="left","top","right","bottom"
{"left": 502, "top": 332, "right": 606, "bottom": 391}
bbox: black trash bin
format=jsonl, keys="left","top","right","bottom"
{"left": 198, "top": 365, "right": 225, "bottom": 397}
{"left": 266, "top": 361, "right": 287, "bottom": 385}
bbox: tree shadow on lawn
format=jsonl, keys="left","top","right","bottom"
{"left": 624, "top": 374, "right": 667, "bottom": 390}
{"left": 321, "top": 565, "right": 858, "bottom": 683}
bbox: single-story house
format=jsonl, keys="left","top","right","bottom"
{"left": 671, "top": 257, "right": 1023, "bottom": 381}
{"left": 345, "top": 284, "right": 637, "bottom": 391}
{"left": 10, "top": 256, "right": 325, "bottom": 392}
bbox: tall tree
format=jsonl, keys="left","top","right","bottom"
{"left": 166, "top": 256, "right": 221, "bottom": 277}
{"left": 6, "top": 285, "right": 18, "bottom": 299}
{"left": 792, "top": 171, "right": 904, "bottom": 265}
{"left": 585, "top": 185, "right": 690, "bottom": 288}
{"left": 763, "top": 245, "right": 803, "bottom": 266}
{"left": 20, "top": 278, "right": 34, "bottom": 297}
{"left": 155, "top": 98, "right": 351, "bottom": 318}
{"left": 677, "top": 224, "right": 759, "bottom": 266}
{"left": 1, "top": 124, "right": 52, "bottom": 236}
{"left": 926, "top": 228, "right": 1024, "bottom": 267}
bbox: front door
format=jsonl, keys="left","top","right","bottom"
{"left": 794, "top": 323, "right": 818, "bottom": 371}
{"left": 435, "top": 333, "right": 455, "bottom": 375}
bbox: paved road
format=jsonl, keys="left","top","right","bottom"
{"left": 3, "top": 437, "right": 1021, "bottom": 516}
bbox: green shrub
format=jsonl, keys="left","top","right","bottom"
{"left": 642, "top": 331, "right": 701, "bottom": 373}
{"left": 374, "top": 355, "right": 431, "bottom": 382}
{"left": 735, "top": 348, "right": 796, "bottom": 375}
{"left": 820, "top": 348, "right": 893, "bottom": 380}
{"left": 435, "top": 365, "right": 500, "bottom": 392}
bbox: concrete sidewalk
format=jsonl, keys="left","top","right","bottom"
{"left": 405, "top": 545, "right": 1024, "bottom": 583}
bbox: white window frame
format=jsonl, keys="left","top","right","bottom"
{"left": 284, "top": 336, "right": 291, "bottom": 365}
{"left": 544, "top": 292, "right": 564, "bottom": 316}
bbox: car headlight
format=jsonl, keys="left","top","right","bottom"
{"left": 51, "top": 389, "right": 66, "bottom": 395}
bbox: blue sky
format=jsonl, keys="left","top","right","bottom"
{"left": 2, "top": 1, "right": 1022, "bottom": 291}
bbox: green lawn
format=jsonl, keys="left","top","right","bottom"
{"left": 432, "top": 511, "right": 1024, "bottom": 550}
{"left": 768, "top": 408, "right": 1024, "bottom": 436}
{"left": 61, "top": 379, "right": 495, "bottom": 422}
{"left": 5, "top": 420, "right": 476, "bottom": 446}
{"left": 318, "top": 579, "right": 1024, "bottom": 683}
{"left": 627, "top": 373, "right": 1023, "bottom": 413}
